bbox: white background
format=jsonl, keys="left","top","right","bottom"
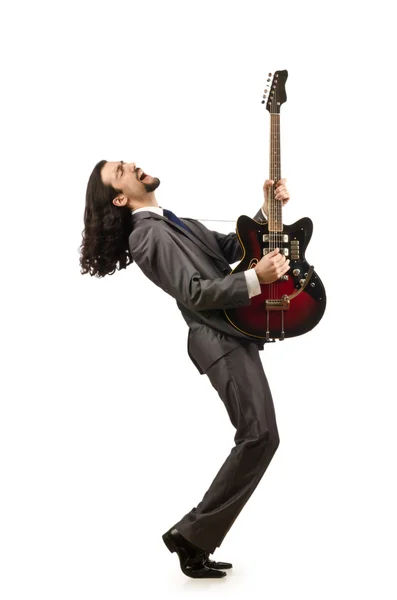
{"left": 1, "top": 0, "right": 396, "bottom": 598}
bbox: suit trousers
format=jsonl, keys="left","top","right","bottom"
{"left": 173, "top": 339, "right": 280, "bottom": 554}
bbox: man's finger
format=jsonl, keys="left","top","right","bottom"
{"left": 272, "top": 253, "right": 285, "bottom": 264}
{"left": 266, "top": 247, "right": 280, "bottom": 257}
{"left": 278, "top": 261, "right": 290, "bottom": 276}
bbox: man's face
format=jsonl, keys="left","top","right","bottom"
{"left": 100, "top": 161, "right": 160, "bottom": 207}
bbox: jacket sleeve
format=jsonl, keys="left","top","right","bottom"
{"left": 129, "top": 225, "right": 251, "bottom": 312}
{"left": 210, "top": 207, "right": 268, "bottom": 264}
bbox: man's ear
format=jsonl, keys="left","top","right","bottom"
{"left": 112, "top": 196, "right": 127, "bottom": 207}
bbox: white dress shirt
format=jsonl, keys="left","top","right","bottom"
{"left": 131, "top": 206, "right": 265, "bottom": 299}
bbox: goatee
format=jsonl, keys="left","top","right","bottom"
{"left": 144, "top": 177, "right": 160, "bottom": 193}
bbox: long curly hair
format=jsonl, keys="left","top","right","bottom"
{"left": 79, "top": 160, "right": 134, "bottom": 277}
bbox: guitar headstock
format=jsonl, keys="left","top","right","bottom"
{"left": 262, "top": 70, "right": 288, "bottom": 113}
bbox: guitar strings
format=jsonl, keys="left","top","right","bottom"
{"left": 269, "top": 106, "right": 272, "bottom": 301}
{"left": 273, "top": 90, "right": 282, "bottom": 303}
{"left": 270, "top": 90, "right": 277, "bottom": 302}
{"left": 276, "top": 97, "right": 280, "bottom": 303}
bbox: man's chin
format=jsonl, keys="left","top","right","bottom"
{"left": 144, "top": 177, "right": 160, "bottom": 193}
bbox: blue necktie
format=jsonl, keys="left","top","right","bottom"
{"left": 163, "top": 208, "right": 192, "bottom": 233}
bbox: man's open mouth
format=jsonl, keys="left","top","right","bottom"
{"left": 139, "top": 170, "right": 148, "bottom": 181}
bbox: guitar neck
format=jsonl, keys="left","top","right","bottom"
{"left": 268, "top": 113, "right": 282, "bottom": 232}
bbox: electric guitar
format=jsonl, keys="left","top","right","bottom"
{"left": 224, "top": 69, "right": 326, "bottom": 341}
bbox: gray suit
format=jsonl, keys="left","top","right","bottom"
{"left": 129, "top": 207, "right": 280, "bottom": 554}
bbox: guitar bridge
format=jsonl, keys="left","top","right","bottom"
{"left": 265, "top": 298, "right": 290, "bottom": 311}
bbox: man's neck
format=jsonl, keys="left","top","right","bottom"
{"left": 130, "top": 194, "right": 158, "bottom": 211}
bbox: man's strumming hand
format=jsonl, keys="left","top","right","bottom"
{"left": 254, "top": 248, "right": 290, "bottom": 284}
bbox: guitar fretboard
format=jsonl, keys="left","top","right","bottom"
{"left": 269, "top": 113, "right": 282, "bottom": 233}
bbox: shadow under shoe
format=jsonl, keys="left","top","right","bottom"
{"left": 162, "top": 528, "right": 226, "bottom": 579}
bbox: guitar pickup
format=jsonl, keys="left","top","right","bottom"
{"left": 263, "top": 234, "right": 289, "bottom": 243}
{"left": 263, "top": 247, "right": 289, "bottom": 256}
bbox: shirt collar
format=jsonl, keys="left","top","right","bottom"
{"left": 131, "top": 206, "right": 164, "bottom": 216}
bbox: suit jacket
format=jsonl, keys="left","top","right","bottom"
{"left": 128, "top": 206, "right": 267, "bottom": 374}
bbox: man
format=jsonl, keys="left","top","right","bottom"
{"left": 80, "top": 160, "right": 291, "bottom": 578}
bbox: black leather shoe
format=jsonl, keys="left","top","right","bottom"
{"left": 203, "top": 552, "right": 233, "bottom": 570}
{"left": 162, "top": 528, "right": 227, "bottom": 578}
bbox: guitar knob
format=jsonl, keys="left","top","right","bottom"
{"left": 292, "top": 269, "right": 300, "bottom": 276}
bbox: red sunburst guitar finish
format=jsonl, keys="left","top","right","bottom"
{"left": 224, "top": 70, "right": 326, "bottom": 341}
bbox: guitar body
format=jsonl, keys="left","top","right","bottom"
{"left": 224, "top": 215, "right": 327, "bottom": 340}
